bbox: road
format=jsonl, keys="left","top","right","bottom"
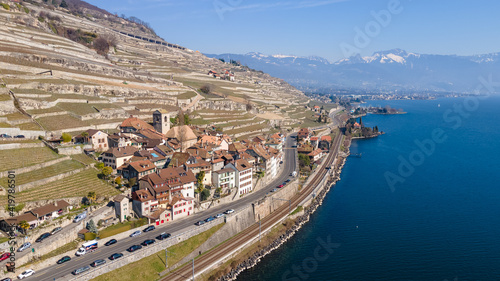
{"left": 163, "top": 130, "right": 343, "bottom": 281}
{"left": 30, "top": 134, "right": 297, "bottom": 281}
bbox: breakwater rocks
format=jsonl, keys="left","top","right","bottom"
{"left": 217, "top": 157, "right": 346, "bottom": 281}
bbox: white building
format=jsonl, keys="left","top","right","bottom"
{"left": 226, "top": 159, "right": 253, "bottom": 195}
{"left": 212, "top": 167, "right": 236, "bottom": 194}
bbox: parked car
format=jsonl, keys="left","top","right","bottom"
{"left": 0, "top": 277, "right": 12, "bottom": 281}
{"left": 0, "top": 134, "right": 11, "bottom": 138}
{"left": 72, "top": 265, "right": 90, "bottom": 275}
{"left": 215, "top": 213, "right": 224, "bottom": 218}
{"left": 271, "top": 188, "right": 278, "bottom": 192}
{"left": 285, "top": 179, "right": 291, "bottom": 183}
{"left": 73, "top": 211, "right": 87, "bottom": 223}
{"left": 0, "top": 252, "right": 10, "bottom": 261}
{"left": 56, "top": 256, "right": 71, "bottom": 264}
{"left": 141, "top": 239, "right": 156, "bottom": 246}
{"left": 50, "top": 227, "right": 62, "bottom": 235}
{"left": 35, "top": 232, "right": 51, "bottom": 243}
{"left": 278, "top": 184, "right": 284, "bottom": 188}
{"left": 156, "top": 233, "right": 171, "bottom": 240}
{"left": 195, "top": 220, "right": 205, "bottom": 226}
{"left": 127, "top": 245, "right": 142, "bottom": 252}
{"left": 17, "top": 242, "right": 31, "bottom": 252}
{"left": 108, "top": 253, "right": 123, "bottom": 260}
{"left": 90, "top": 259, "right": 106, "bottom": 267}
{"left": 224, "top": 209, "right": 234, "bottom": 214}
{"left": 130, "top": 230, "right": 142, "bottom": 237}
{"left": 14, "top": 135, "right": 25, "bottom": 138}
{"left": 204, "top": 216, "right": 215, "bottom": 223}
{"left": 105, "top": 239, "right": 117, "bottom": 246}
{"left": 17, "top": 269, "right": 35, "bottom": 279}
{"left": 143, "top": 225, "right": 155, "bottom": 232}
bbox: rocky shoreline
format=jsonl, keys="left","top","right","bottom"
{"left": 217, "top": 156, "right": 347, "bottom": 281}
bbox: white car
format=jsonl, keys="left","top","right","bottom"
{"left": 224, "top": 209, "right": 234, "bottom": 214}
{"left": 130, "top": 230, "right": 142, "bottom": 237}
{"left": 18, "top": 269, "right": 35, "bottom": 279}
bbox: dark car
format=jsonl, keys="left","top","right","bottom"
{"left": 14, "top": 135, "right": 25, "bottom": 138}
{"left": 108, "top": 253, "right": 123, "bottom": 260}
{"left": 285, "top": 179, "right": 291, "bottom": 183}
{"left": 127, "top": 245, "right": 142, "bottom": 252}
{"left": 90, "top": 259, "right": 106, "bottom": 267}
{"left": 205, "top": 216, "right": 215, "bottom": 223}
{"left": 156, "top": 233, "right": 171, "bottom": 240}
{"left": 105, "top": 239, "right": 117, "bottom": 246}
{"left": 56, "top": 256, "right": 71, "bottom": 264}
{"left": 0, "top": 252, "right": 10, "bottom": 261}
{"left": 0, "top": 134, "right": 11, "bottom": 138}
{"left": 0, "top": 277, "right": 12, "bottom": 281}
{"left": 143, "top": 225, "right": 155, "bottom": 232}
{"left": 141, "top": 239, "right": 156, "bottom": 246}
{"left": 195, "top": 220, "right": 205, "bottom": 226}
{"left": 35, "top": 232, "right": 51, "bottom": 243}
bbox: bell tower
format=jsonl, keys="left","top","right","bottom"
{"left": 153, "top": 109, "right": 170, "bottom": 134}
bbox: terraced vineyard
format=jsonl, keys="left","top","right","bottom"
{"left": 0, "top": 159, "right": 84, "bottom": 187}
{"left": 0, "top": 147, "right": 62, "bottom": 172}
{"left": 71, "top": 154, "right": 98, "bottom": 165}
{"left": 0, "top": 168, "right": 120, "bottom": 204}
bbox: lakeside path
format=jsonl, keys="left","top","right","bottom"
{"left": 163, "top": 131, "right": 343, "bottom": 281}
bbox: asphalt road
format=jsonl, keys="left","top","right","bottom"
{"left": 30, "top": 134, "right": 297, "bottom": 281}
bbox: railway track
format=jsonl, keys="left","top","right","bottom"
{"left": 164, "top": 133, "right": 343, "bottom": 281}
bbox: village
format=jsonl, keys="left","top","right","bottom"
{"left": 0, "top": 107, "right": 334, "bottom": 242}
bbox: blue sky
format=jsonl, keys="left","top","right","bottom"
{"left": 85, "top": 0, "right": 500, "bottom": 62}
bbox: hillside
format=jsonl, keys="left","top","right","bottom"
{"left": 0, "top": 0, "right": 310, "bottom": 141}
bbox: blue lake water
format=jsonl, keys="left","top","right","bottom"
{"left": 237, "top": 96, "right": 500, "bottom": 281}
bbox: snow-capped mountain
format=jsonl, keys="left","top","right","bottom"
{"left": 205, "top": 49, "right": 500, "bottom": 93}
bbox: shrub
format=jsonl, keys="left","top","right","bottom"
{"left": 61, "top": 132, "right": 72, "bottom": 142}
{"left": 1, "top": 3, "right": 10, "bottom": 10}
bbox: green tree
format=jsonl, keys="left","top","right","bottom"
{"left": 115, "top": 177, "right": 122, "bottom": 185}
{"left": 184, "top": 114, "right": 191, "bottom": 125}
{"left": 200, "top": 189, "right": 211, "bottom": 201}
{"left": 196, "top": 171, "right": 205, "bottom": 193}
{"left": 19, "top": 220, "right": 30, "bottom": 234}
{"left": 81, "top": 131, "right": 89, "bottom": 143}
{"left": 101, "top": 166, "right": 113, "bottom": 179}
{"left": 298, "top": 153, "right": 311, "bottom": 168}
{"left": 95, "top": 162, "right": 104, "bottom": 170}
{"left": 59, "top": 0, "right": 68, "bottom": 8}
{"left": 128, "top": 177, "right": 137, "bottom": 188}
{"left": 61, "top": 132, "right": 72, "bottom": 143}
{"left": 87, "top": 219, "right": 98, "bottom": 234}
{"left": 87, "top": 191, "right": 97, "bottom": 204}
{"left": 5, "top": 203, "right": 25, "bottom": 214}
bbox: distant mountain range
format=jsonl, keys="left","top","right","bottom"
{"left": 205, "top": 49, "right": 500, "bottom": 93}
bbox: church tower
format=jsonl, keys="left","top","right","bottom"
{"left": 153, "top": 109, "right": 170, "bottom": 134}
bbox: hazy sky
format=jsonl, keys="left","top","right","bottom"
{"left": 85, "top": 0, "right": 500, "bottom": 62}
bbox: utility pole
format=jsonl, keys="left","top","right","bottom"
{"left": 192, "top": 258, "right": 195, "bottom": 281}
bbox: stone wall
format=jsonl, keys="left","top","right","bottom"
{"left": 252, "top": 178, "right": 299, "bottom": 222}
{"left": 0, "top": 142, "right": 44, "bottom": 150}
{"left": 0, "top": 128, "right": 44, "bottom": 138}
{"left": 171, "top": 206, "right": 255, "bottom": 271}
